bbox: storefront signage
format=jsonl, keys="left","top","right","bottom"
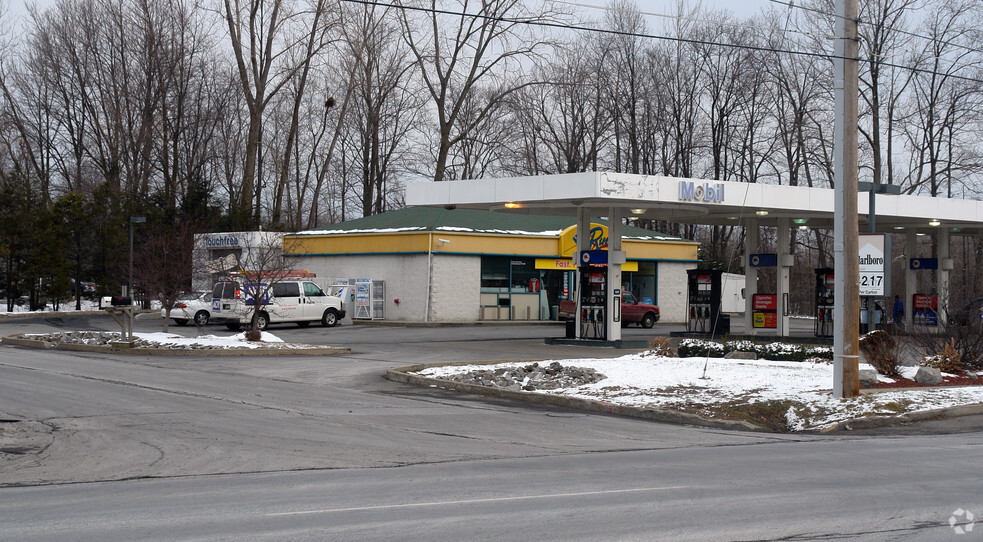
{"left": 580, "top": 250, "right": 607, "bottom": 265}
{"left": 910, "top": 258, "right": 938, "bottom": 270}
{"left": 749, "top": 254, "right": 777, "bottom": 267}
{"left": 858, "top": 234, "right": 885, "bottom": 296}
{"left": 752, "top": 293, "right": 778, "bottom": 329}
{"left": 558, "top": 224, "right": 608, "bottom": 257}
{"left": 678, "top": 181, "right": 725, "bottom": 204}
{"left": 753, "top": 312, "right": 778, "bottom": 329}
{"left": 535, "top": 259, "right": 638, "bottom": 272}
{"left": 205, "top": 235, "right": 241, "bottom": 247}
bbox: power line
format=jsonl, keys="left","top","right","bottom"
{"left": 551, "top": 0, "right": 815, "bottom": 38}
{"left": 338, "top": 0, "right": 983, "bottom": 86}
{"left": 770, "top": 0, "right": 983, "bottom": 58}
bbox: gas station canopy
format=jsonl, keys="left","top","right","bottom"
{"left": 407, "top": 172, "right": 983, "bottom": 234}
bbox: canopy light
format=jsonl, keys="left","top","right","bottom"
{"left": 951, "top": 227, "right": 961, "bottom": 232}
{"left": 755, "top": 210, "right": 769, "bottom": 216}
{"left": 727, "top": 216, "right": 738, "bottom": 220}
{"left": 630, "top": 208, "right": 646, "bottom": 215}
{"left": 893, "top": 226, "right": 905, "bottom": 230}
{"left": 504, "top": 202, "right": 520, "bottom": 209}
{"left": 928, "top": 219, "right": 941, "bottom": 227}
{"left": 798, "top": 225, "right": 809, "bottom": 230}
{"left": 792, "top": 218, "right": 808, "bottom": 225}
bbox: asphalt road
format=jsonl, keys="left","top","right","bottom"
{"left": 1, "top": 315, "right": 981, "bottom": 540}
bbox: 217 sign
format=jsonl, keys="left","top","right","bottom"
{"left": 859, "top": 272, "right": 884, "bottom": 295}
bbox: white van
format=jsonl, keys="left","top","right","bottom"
{"left": 210, "top": 279, "right": 346, "bottom": 331}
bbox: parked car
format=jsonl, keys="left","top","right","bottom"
{"left": 951, "top": 297, "right": 983, "bottom": 326}
{"left": 209, "top": 279, "right": 345, "bottom": 331}
{"left": 162, "top": 291, "right": 211, "bottom": 326}
{"left": 558, "top": 291, "right": 660, "bottom": 328}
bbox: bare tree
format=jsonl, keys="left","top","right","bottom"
{"left": 134, "top": 221, "right": 208, "bottom": 332}
{"left": 396, "top": 0, "right": 560, "bottom": 182}
{"left": 222, "top": 0, "right": 332, "bottom": 227}
{"left": 339, "top": 2, "right": 418, "bottom": 218}
{"left": 901, "top": 0, "right": 983, "bottom": 198}
{"left": 857, "top": 0, "right": 918, "bottom": 188}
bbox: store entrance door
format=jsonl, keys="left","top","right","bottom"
{"left": 541, "top": 269, "right": 568, "bottom": 320}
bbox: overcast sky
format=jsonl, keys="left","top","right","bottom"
{"left": 5, "top": 0, "right": 775, "bottom": 24}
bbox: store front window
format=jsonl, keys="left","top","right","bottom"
{"left": 624, "top": 261, "right": 658, "bottom": 304}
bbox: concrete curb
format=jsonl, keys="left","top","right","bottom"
{"left": 1, "top": 334, "right": 350, "bottom": 356}
{"left": 352, "top": 320, "right": 562, "bottom": 327}
{"left": 386, "top": 361, "right": 766, "bottom": 432}
{"left": 823, "top": 403, "right": 983, "bottom": 432}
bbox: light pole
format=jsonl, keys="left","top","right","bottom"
{"left": 126, "top": 217, "right": 146, "bottom": 344}
{"left": 129, "top": 216, "right": 146, "bottom": 298}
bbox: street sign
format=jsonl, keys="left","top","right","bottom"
{"left": 859, "top": 234, "right": 886, "bottom": 296}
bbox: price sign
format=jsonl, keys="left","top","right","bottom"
{"left": 859, "top": 234, "right": 885, "bottom": 296}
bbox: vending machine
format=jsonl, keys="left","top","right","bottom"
{"left": 578, "top": 265, "right": 606, "bottom": 340}
{"left": 686, "top": 269, "right": 723, "bottom": 334}
{"left": 814, "top": 268, "right": 834, "bottom": 337}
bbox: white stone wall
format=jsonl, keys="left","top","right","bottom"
{"left": 429, "top": 255, "right": 481, "bottom": 321}
{"left": 657, "top": 262, "right": 694, "bottom": 324}
{"left": 291, "top": 253, "right": 481, "bottom": 322}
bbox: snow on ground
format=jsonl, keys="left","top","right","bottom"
{"left": 19, "top": 330, "right": 313, "bottom": 350}
{"left": 0, "top": 299, "right": 163, "bottom": 313}
{"left": 418, "top": 353, "right": 983, "bottom": 431}
{"left": 134, "top": 331, "right": 289, "bottom": 348}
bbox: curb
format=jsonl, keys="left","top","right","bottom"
{"left": 386, "top": 362, "right": 765, "bottom": 432}
{"left": 1, "top": 334, "right": 350, "bottom": 356}
{"left": 352, "top": 320, "right": 562, "bottom": 327}
{"left": 823, "top": 403, "right": 983, "bottom": 432}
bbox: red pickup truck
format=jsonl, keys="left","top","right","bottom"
{"left": 558, "top": 291, "right": 660, "bottom": 328}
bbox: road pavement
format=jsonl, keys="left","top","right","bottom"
{"left": 1, "top": 314, "right": 981, "bottom": 540}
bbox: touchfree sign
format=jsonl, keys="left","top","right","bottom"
{"left": 678, "top": 181, "right": 725, "bottom": 203}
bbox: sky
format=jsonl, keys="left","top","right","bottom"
{"left": 4, "top": 0, "right": 775, "bottom": 27}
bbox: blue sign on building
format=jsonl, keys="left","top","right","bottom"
{"left": 910, "top": 258, "right": 938, "bottom": 270}
{"left": 749, "top": 253, "right": 778, "bottom": 267}
{"left": 579, "top": 250, "right": 608, "bottom": 265}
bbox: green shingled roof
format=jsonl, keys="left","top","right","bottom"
{"left": 305, "top": 207, "right": 688, "bottom": 241}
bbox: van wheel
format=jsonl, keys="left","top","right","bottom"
{"left": 257, "top": 312, "right": 270, "bottom": 331}
{"left": 297, "top": 321, "right": 311, "bottom": 328}
{"left": 641, "top": 313, "right": 656, "bottom": 329}
{"left": 225, "top": 323, "right": 242, "bottom": 331}
{"left": 321, "top": 309, "right": 338, "bottom": 327}
{"left": 194, "top": 311, "right": 209, "bottom": 326}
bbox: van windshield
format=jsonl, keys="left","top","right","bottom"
{"left": 304, "top": 282, "right": 325, "bottom": 297}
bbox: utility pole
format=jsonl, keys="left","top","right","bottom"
{"left": 833, "top": 0, "right": 860, "bottom": 398}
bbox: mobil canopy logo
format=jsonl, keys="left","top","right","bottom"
{"left": 678, "top": 181, "right": 725, "bottom": 203}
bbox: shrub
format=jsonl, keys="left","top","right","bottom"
{"left": 675, "top": 338, "right": 833, "bottom": 362}
{"left": 677, "top": 339, "right": 725, "bottom": 358}
{"left": 858, "top": 330, "right": 899, "bottom": 377}
{"left": 922, "top": 338, "right": 965, "bottom": 374}
{"left": 646, "top": 337, "right": 676, "bottom": 357}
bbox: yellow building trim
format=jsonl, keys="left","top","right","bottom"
{"left": 284, "top": 230, "right": 698, "bottom": 261}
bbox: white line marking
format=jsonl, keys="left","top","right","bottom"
{"left": 268, "top": 486, "right": 685, "bottom": 517}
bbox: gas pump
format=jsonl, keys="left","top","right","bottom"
{"left": 686, "top": 269, "right": 724, "bottom": 334}
{"left": 579, "top": 265, "right": 606, "bottom": 340}
{"left": 815, "top": 268, "right": 834, "bottom": 337}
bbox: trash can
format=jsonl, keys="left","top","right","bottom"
{"left": 565, "top": 318, "right": 576, "bottom": 338}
